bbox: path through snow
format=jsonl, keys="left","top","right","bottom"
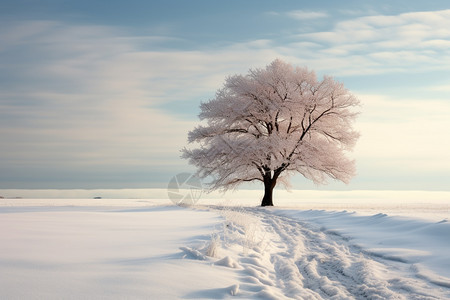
{"left": 194, "top": 206, "right": 450, "bottom": 299}
{"left": 2, "top": 202, "right": 448, "bottom": 299}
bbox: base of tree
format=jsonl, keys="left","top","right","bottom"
{"left": 261, "top": 179, "right": 275, "bottom": 206}
{"left": 260, "top": 195, "right": 274, "bottom": 206}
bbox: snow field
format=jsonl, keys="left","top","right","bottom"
{"left": 1, "top": 199, "right": 449, "bottom": 299}
{"left": 0, "top": 206, "right": 238, "bottom": 299}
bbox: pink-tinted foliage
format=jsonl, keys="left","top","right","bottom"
{"left": 182, "top": 59, "right": 360, "bottom": 199}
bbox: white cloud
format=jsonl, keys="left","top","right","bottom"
{"left": 0, "top": 20, "right": 288, "bottom": 185}
{"left": 337, "top": 9, "right": 378, "bottom": 16}
{"left": 429, "top": 83, "right": 450, "bottom": 92}
{"left": 291, "top": 9, "right": 450, "bottom": 75}
{"left": 287, "top": 10, "right": 328, "bottom": 20}
{"left": 2, "top": 10, "right": 450, "bottom": 189}
{"left": 422, "top": 39, "right": 450, "bottom": 48}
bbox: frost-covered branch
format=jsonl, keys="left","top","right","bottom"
{"left": 182, "top": 59, "right": 360, "bottom": 205}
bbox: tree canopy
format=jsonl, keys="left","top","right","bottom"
{"left": 182, "top": 59, "right": 360, "bottom": 206}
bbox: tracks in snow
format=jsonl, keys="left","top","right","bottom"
{"left": 205, "top": 206, "right": 450, "bottom": 299}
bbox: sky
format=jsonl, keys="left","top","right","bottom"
{"left": 1, "top": 0, "right": 450, "bottom": 192}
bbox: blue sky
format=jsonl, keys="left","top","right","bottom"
{"left": 1, "top": 0, "right": 450, "bottom": 191}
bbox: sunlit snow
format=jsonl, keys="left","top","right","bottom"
{"left": 1, "top": 195, "right": 449, "bottom": 299}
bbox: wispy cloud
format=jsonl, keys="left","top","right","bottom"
{"left": 286, "top": 10, "right": 328, "bottom": 20}
{"left": 429, "top": 82, "right": 450, "bottom": 93}
{"left": 0, "top": 20, "right": 287, "bottom": 187}
{"left": 2, "top": 8, "right": 450, "bottom": 189}
{"left": 0, "top": 21, "right": 199, "bottom": 186}
{"left": 291, "top": 9, "right": 450, "bottom": 75}
{"left": 259, "top": 9, "right": 450, "bottom": 77}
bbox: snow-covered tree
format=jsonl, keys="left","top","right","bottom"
{"left": 182, "top": 59, "right": 360, "bottom": 206}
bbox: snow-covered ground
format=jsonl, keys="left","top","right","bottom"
{"left": 1, "top": 196, "right": 449, "bottom": 299}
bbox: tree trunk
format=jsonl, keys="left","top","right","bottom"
{"left": 261, "top": 174, "right": 276, "bottom": 206}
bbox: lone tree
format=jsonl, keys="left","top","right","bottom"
{"left": 182, "top": 59, "right": 359, "bottom": 206}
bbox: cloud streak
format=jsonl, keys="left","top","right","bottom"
{"left": 290, "top": 9, "right": 450, "bottom": 75}
{"left": 286, "top": 10, "right": 328, "bottom": 20}
{"left": 0, "top": 21, "right": 286, "bottom": 187}
{"left": 1, "top": 8, "right": 449, "bottom": 189}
